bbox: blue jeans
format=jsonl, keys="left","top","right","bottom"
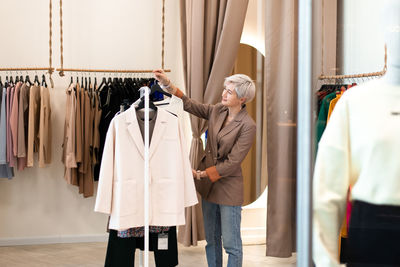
{"left": 202, "top": 199, "right": 243, "bottom": 267}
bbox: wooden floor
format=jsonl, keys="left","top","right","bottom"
{"left": 0, "top": 241, "right": 296, "bottom": 267}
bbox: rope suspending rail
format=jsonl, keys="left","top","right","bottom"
{"left": 0, "top": 67, "right": 55, "bottom": 72}
{"left": 58, "top": 0, "right": 168, "bottom": 77}
{"left": 319, "top": 0, "right": 387, "bottom": 81}
{"left": 56, "top": 68, "right": 170, "bottom": 74}
{"left": 318, "top": 45, "right": 387, "bottom": 80}
{"left": 318, "top": 69, "right": 387, "bottom": 80}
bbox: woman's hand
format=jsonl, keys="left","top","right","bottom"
{"left": 192, "top": 169, "right": 197, "bottom": 179}
{"left": 153, "top": 69, "right": 170, "bottom": 87}
{"left": 192, "top": 169, "right": 208, "bottom": 179}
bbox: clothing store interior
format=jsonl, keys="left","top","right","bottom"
{"left": 1, "top": 0, "right": 399, "bottom": 266}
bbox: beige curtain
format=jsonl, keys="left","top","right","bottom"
{"left": 178, "top": 0, "right": 249, "bottom": 246}
{"left": 265, "top": 0, "right": 298, "bottom": 257}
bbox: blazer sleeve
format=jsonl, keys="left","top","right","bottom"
{"left": 94, "top": 119, "right": 116, "bottom": 214}
{"left": 173, "top": 86, "right": 214, "bottom": 120}
{"left": 206, "top": 123, "right": 256, "bottom": 182}
{"left": 178, "top": 117, "right": 198, "bottom": 207}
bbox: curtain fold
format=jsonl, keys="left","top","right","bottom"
{"left": 178, "top": 0, "right": 249, "bottom": 246}
{"left": 265, "top": 0, "right": 298, "bottom": 257}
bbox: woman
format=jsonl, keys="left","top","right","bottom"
{"left": 153, "top": 69, "right": 256, "bottom": 267}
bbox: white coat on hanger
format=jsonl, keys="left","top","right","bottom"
{"left": 94, "top": 106, "right": 198, "bottom": 230}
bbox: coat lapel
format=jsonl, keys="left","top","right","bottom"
{"left": 217, "top": 105, "right": 248, "bottom": 139}
{"left": 126, "top": 107, "right": 145, "bottom": 159}
{"left": 149, "top": 109, "right": 167, "bottom": 159}
{"left": 212, "top": 107, "right": 228, "bottom": 152}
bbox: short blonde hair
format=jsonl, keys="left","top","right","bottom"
{"left": 224, "top": 74, "right": 255, "bottom": 104}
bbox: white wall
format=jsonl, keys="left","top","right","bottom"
{"left": 340, "top": 0, "right": 386, "bottom": 74}
{"left": 241, "top": 0, "right": 265, "bottom": 55}
{"left": 0, "top": 0, "right": 184, "bottom": 245}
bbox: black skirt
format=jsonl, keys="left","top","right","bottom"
{"left": 105, "top": 227, "right": 178, "bottom": 267}
{"left": 346, "top": 200, "right": 400, "bottom": 267}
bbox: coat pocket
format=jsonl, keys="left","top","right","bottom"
{"left": 155, "top": 178, "right": 179, "bottom": 214}
{"left": 113, "top": 180, "right": 137, "bottom": 216}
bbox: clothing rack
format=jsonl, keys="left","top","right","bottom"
{"left": 0, "top": 67, "right": 54, "bottom": 72}
{"left": 0, "top": 68, "right": 54, "bottom": 87}
{"left": 56, "top": 68, "right": 170, "bottom": 74}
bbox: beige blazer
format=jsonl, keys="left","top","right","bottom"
{"left": 38, "top": 86, "right": 52, "bottom": 167}
{"left": 27, "top": 85, "right": 41, "bottom": 167}
{"left": 17, "top": 83, "right": 29, "bottom": 159}
{"left": 95, "top": 107, "right": 198, "bottom": 230}
{"left": 62, "top": 84, "right": 77, "bottom": 184}
{"left": 179, "top": 92, "right": 256, "bottom": 206}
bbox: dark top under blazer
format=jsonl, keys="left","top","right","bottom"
{"left": 180, "top": 93, "right": 256, "bottom": 206}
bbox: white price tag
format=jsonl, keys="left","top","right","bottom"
{"left": 158, "top": 233, "right": 168, "bottom": 250}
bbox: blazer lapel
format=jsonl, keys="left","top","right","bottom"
{"left": 149, "top": 109, "right": 167, "bottom": 159}
{"left": 218, "top": 106, "right": 248, "bottom": 139}
{"left": 126, "top": 107, "right": 144, "bottom": 159}
{"left": 218, "top": 120, "right": 240, "bottom": 139}
{"left": 212, "top": 108, "right": 228, "bottom": 153}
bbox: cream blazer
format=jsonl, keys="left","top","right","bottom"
{"left": 95, "top": 106, "right": 198, "bottom": 230}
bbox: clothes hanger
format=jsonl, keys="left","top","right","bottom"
{"left": 25, "top": 75, "right": 32, "bottom": 85}
{"left": 34, "top": 75, "right": 40, "bottom": 85}
{"left": 25, "top": 74, "right": 31, "bottom": 85}
{"left": 135, "top": 96, "right": 157, "bottom": 111}
{"left": 98, "top": 77, "right": 107, "bottom": 92}
{"left": 151, "top": 83, "right": 172, "bottom": 98}
{"left": 41, "top": 74, "right": 47, "bottom": 87}
{"left": 4, "top": 76, "right": 9, "bottom": 88}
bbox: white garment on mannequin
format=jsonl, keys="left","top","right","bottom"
{"left": 313, "top": 1, "right": 400, "bottom": 266}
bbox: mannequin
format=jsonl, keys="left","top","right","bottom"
{"left": 313, "top": 1, "right": 400, "bottom": 266}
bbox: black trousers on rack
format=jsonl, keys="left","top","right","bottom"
{"left": 346, "top": 200, "right": 400, "bottom": 267}
{"left": 105, "top": 227, "right": 178, "bottom": 267}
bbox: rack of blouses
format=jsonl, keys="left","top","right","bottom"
{"left": 0, "top": 73, "right": 52, "bottom": 179}
{"left": 61, "top": 75, "right": 167, "bottom": 198}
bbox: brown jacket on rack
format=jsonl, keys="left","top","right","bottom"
{"left": 175, "top": 88, "right": 256, "bottom": 206}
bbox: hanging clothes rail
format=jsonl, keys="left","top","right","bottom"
{"left": 56, "top": 68, "right": 171, "bottom": 73}
{"left": 318, "top": 0, "right": 387, "bottom": 81}
{"left": 0, "top": 68, "right": 54, "bottom": 72}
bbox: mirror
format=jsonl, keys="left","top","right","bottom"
{"left": 233, "top": 43, "right": 266, "bottom": 205}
